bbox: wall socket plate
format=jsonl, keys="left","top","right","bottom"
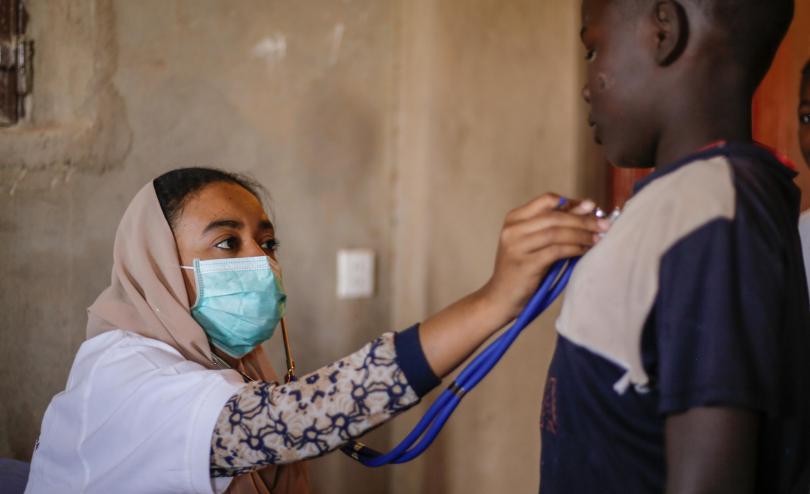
{"left": 337, "top": 248, "right": 375, "bottom": 299}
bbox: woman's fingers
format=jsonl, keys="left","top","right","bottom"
{"left": 498, "top": 195, "right": 610, "bottom": 267}
{"left": 531, "top": 243, "right": 590, "bottom": 266}
{"left": 557, "top": 198, "right": 597, "bottom": 215}
{"left": 514, "top": 227, "right": 599, "bottom": 255}
{"left": 483, "top": 194, "right": 612, "bottom": 319}
{"left": 506, "top": 210, "right": 608, "bottom": 238}
{"left": 509, "top": 194, "right": 597, "bottom": 221}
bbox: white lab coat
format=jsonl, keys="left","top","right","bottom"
{"left": 25, "top": 330, "right": 246, "bottom": 494}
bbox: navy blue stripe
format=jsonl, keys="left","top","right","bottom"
{"left": 394, "top": 324, "right": 440, "bottom": 397}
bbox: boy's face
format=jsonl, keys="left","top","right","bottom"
{"left": 581, "top": 0, "right": 658, "bottom": 167}
{"left": 800, "top": 74, "right": 810, "bottom": 167}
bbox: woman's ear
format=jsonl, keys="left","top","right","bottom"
{"left": 652, "top": 0, "right": 688, "bottom": 66}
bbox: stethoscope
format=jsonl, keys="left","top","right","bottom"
{"left": 341, "top": 200, "right": 621, "bottom": 467}
{"left": 208, "top": 200, "right": 621, "bottom": 468}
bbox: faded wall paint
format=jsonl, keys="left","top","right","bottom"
{"left": 0, "top": 0, "right": 132, "bottom": 180}
{"left": 1, "top": 2, "right": 401, "bottom": 493}
{"left": 0, "top": 1, "right": 588, "bottom": 493}
{"left": 389, "top": 1, "right": 585, "bottom": 493}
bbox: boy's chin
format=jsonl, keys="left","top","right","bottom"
{"left": 603, "top": 147, "right": 655, "bottom": 169}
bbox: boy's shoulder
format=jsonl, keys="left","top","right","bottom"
{"left": 627, "top": 142, "right": 799, "bottom": 244}
{"left": 556, "top": 142, "right": 802, "bottom": 394}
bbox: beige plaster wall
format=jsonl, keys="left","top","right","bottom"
{"left": 1, "top": 2, "right": 401, "bottom": 493}
{"left": 0, "top": 1, "right": 588, "bottom": 493}
{"left": 389, "top": 1, "right": 585, "bottom": 492}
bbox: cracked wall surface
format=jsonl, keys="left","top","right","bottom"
{"left": 0, "top": 2, "right": 400, "bottom": 493}
{"left": 0, "top": 1, "right": 586, "bottom": 493}
{"left": 0, "top": 0, "right": 132, "bottom": 181}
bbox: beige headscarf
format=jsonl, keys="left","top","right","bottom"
{"left": 87, "top": 181, "right": 311, "bottom": 494}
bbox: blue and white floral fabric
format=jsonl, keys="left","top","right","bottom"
{"left": 211, "top": 327, "right": 438, "bottom": 476}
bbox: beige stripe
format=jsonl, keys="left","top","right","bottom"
{"left": 556, "top": 156, "right": 736, "bottom": 393}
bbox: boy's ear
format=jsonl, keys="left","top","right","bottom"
{"left": 652, "top": 1, "right": 688, "bottom": 66}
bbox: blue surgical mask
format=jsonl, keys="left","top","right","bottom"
{"left": 183, "top": 256, "right": 286, "bottom": 359}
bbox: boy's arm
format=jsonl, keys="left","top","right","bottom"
{"left": 665, "top": 407, "right": 759, "bottom": 494}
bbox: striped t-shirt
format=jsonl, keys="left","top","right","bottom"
{"left": 539, "top": 142, "right": 810, "bottom": 493}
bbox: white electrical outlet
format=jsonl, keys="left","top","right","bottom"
{"left": 337, "top": 249, "right": 375, "bottom": 299}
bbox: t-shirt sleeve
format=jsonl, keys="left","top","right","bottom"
{"left": 81, "top": 337, "right": 246, "bottom": 494}
{"left": 394, "top": 323, "right": 441, "bottom": 396}
{"left": 654, "top": 216, "right": 784, "bottom": 416}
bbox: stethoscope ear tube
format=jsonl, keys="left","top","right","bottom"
{"left": 341, "top": 256, "right": 579, "bottom": 466}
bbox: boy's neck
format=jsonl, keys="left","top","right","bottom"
{"left": 653, "top": 86, "right": 753, "bottom": 169}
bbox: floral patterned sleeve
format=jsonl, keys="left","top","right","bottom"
{"left": 210, "top": 326, "right": 439, "bottom": 477}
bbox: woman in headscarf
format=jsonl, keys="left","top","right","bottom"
{"left": 25, "top": 168, "right": 607, "bottom": 493}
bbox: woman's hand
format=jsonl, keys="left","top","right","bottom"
{"left": 480, "top": 193, "right": 609, "bottom": 322}
{"left": 418, "top": 193, "right": 610, "bottom": 378}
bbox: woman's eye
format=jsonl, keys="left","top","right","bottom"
{"left": 261, "top": 239, "right": 279, "bottom": 252}
{"left": 800, "top": 113, "right": 810, "bottom": 125}
{"left": 215, "top": 238, "right": 237, "bottom": 250}
{"left": 585, "top": 49, "right": 597, "bottom": 62}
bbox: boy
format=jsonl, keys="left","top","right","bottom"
{"left": 799, "top": 60, "right": 810, "bottom": 286}
{"left": 539, "top": 1, "right": 810, "bottom": 493}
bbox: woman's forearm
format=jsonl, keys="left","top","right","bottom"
{"left": 210, "top": 333, "right": 421, "bottom": 477}
{"left": 417, "top": 286, "right": 511, "bottom": 378}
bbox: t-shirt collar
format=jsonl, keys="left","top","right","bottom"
{"left": 632, "top": 140, "right": 798, "bottom": 196}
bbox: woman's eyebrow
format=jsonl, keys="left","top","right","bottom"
{"left": 203, "top": 219, "right": 243, "bottom": 234}
{"left": 258, "top": 220, "right": 275, "bottom": 231}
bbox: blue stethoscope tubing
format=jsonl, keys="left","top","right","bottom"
{"left": 342, "top": 239, "right": 580, "bottom": 466}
